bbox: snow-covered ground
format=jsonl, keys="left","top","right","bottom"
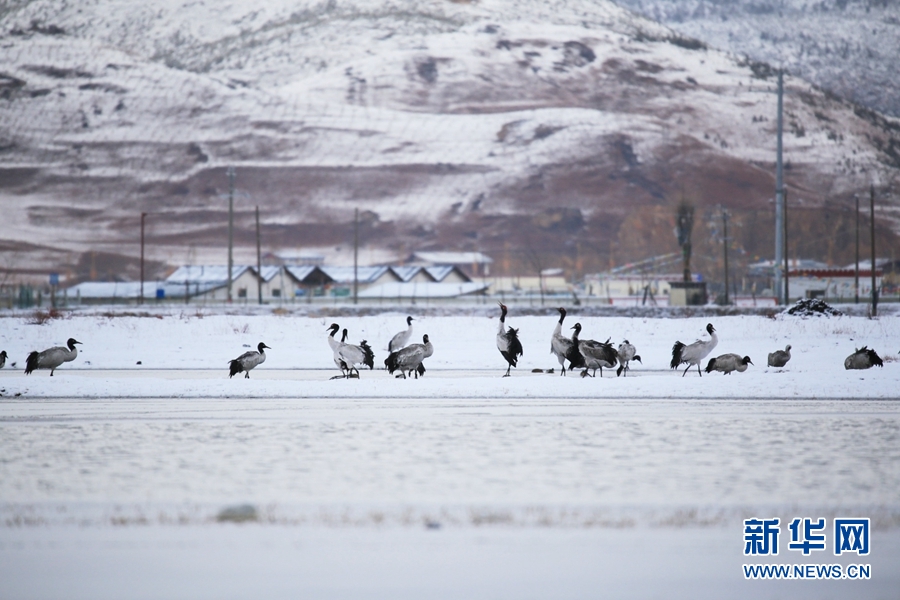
{"left": 1, "top": 308, "right": 898, "bottom": 398}
{"left": 1, "top": 308, "right": 898, "bottom": 598}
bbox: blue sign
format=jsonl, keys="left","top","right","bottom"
{"left": 49, "top": 273, "right": 59, "bottom": 286}
{"left": 156, "top": 288, "right": 165, "bottom": 299}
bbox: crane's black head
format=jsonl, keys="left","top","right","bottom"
{"left": 743, "top": 356, "right": 753, "bottom": 365}
{"left": 422, "top": 334, "right": 429, "bottom": 344}
{"left": 706, "top": 323, "right": 716, "bottom": 334}
{"left": 341, "top": 328, "right": 349, "bottom": 342}
{"left": 0, "top": 350, "right": 7, "bottom": 359}
{"left": 571, "top": 323, "right": 582, "bottom": 333}
{"left": 257, "top": 342, "right": 271, "bottom": 352}
{"left": 407, "top": 316, "right": 414, "bottom": 325}
{"left": 67, "top": 338, "right": 82, "bottom": 349}
{"left": 557, "top": 307, "right": 566, "bottom": 315}
{"left": 327, "top": 323, "right": 340, "bottom": 336}
{"left": 633, "top": 355, "right": 643, "bottom": 363}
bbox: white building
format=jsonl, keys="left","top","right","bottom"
{"left": 165, "top": 266, "right": 262, "bottom": 302}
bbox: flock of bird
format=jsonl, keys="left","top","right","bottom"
{"left": 1, "top": 305, "right": 887, "bottom": 378}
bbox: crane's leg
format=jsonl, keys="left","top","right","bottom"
{"left": 245, "top": 372, "right": 250, "bottom": 379}
{"left": 682, "top": 364, "right": 691, "bottom": 377}
{"left": 697, "top": 363, "right": 702, "bottom": 377}
{"left": 504, "top": 364, "right": 511, "bottom": 377}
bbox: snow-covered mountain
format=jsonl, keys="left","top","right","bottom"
{"left": 612, "top": 0, "right": 900, "bottom": 119}
{"left": 1, "top": 0, "right": 898, "bottom": 283}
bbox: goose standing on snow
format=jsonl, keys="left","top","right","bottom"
{"left": 670, "top": 323, "right": 718, "bottom": 377}
{"left": 388, "top": 316, "right": 414, "bottom": 353}
{"left": 550, "top": 307, "right": 580, "bottom": 375}
{"left": 0, "top": 350, "right": 7, "bottom": 369}
{"left": 572, "top": 323, "right": 618, "bottom": 378}
{"left": 767, "top": 345, "right": 792, "bottom": 368}
{"left": 333, "top": 328, "right": 375, "bottom": 379}
{"left": 496, "top": 303, "right": 523, "bottom": 377}
{"left": 385, "top": 334, "right": 434, "bottom": 379}
{"left": 228, "top": 342, "right": 271, "bottom": 379}
{"left": 844, "top": 347, "right": 883, "bottom": 370}
{"left": 616, "top": 340, "right": 642, "bottom": 377}
{"left": 705, "top": 353, "right": 752, "bottom": 375}
{"left": 24, "top": 338, "right": 82, "bottom": 376}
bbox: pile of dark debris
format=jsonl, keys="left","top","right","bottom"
{"left": 784, "top": 298, "right": 843, "bottom": 317}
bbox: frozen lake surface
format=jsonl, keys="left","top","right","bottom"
{"left": 1, "top": 311, "right": 899, "bottom": 598}
{"left": 2, "top": 395, "right": 899, "bottom": 599}
{"left": 2, "top": 396, "right": 899, "bottom": 511}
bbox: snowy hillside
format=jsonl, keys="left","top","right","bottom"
{"left": 1, "top": 0, "right": 899, "bottom": 282}
{"left": 612, "top": 0, "right": 900, "bottom": 118}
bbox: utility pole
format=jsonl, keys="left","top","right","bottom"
{"left": 774, "top": 70, "right": 785, "bottom": 304}
{"left": 140, "top": 212, "right": 147, "bottom": 305}
{"left": 227, "top": 166, "right": 235, "bottom": 303}
{"left": 783, "top": 187, "right": 789, "bottom": 305}
{"left": 855, "top": 194, "right": 860, "bottom": 304}
{"left": 353, "top": 208, "right": 359, "bottom": 305}
{"left": 870, "top": 184, "right": 877, "bottom": 316}
{"left": 722, "top": 209, "right": 730, "bottom": 305}
{"left": 256, "top": 205, "right": 262, "bottom": 305}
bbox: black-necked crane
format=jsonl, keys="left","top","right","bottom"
{"left": 385, "top": 334, "right": 433, "bottom": 379}
{"left": 228, "top": 342, "right": 271, "bottom": 379}
{"left": 0, "top": 350, "right": 6, "bottom": 369}
{"left": 550, "top": 307, "right": 581, "bottom": 375}
{"left": 670, "top": 323, "right": 718, "bottom": 377}
{"left": 844, "top": 347, "right": 883, "bottom": 370}
{"left": 571, "top": 323, "right": 618, "bottom": 378}
{"left": 496, "top": 303, "right": 523, "bottom": 377}
{"left": 388, "top": 316, "right": 414, "bottom": 353}
{"left": 24, "top": 338, "right": 82, "bottom": 376}
{"left": 333, "top": 328, "right": 375, "bottom": 379}
{"left": 767, "top": 345, "right": 792, "bottom": 368}
{"left": 616, "top": 340, "right": 642, "bottom": 377}
{"left": 705, "top": 353, "right": 753, "bottom": 375}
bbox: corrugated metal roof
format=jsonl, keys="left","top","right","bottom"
{"left": 65, "top": 281, "right": 218, "bottom": 299}
{"left": 424, "top": 265, "right": 469, "bottom": 282}
{"left": 413, "top": 251, "right": 493, "bottom": 265}
{"left": 358, "top": 281, "right": 489, "bottom": 298}
{"left": 165, "top": 265, "right": 251, "bottom": 284}
{"left": 254, "top": 265, "right": 282, "bottom": 282}
{"left": 390, "top": 266, "right": 425, "bottom": 282}
{"left": 320, "top": 266, "right": 393, "bottom": 284}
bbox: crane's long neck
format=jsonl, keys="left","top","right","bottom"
{"left": 553, "top": 311, "right": 564, "bottom": 337}
{"left": 708, "top": 331, "right": 718, "bottom": 351}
